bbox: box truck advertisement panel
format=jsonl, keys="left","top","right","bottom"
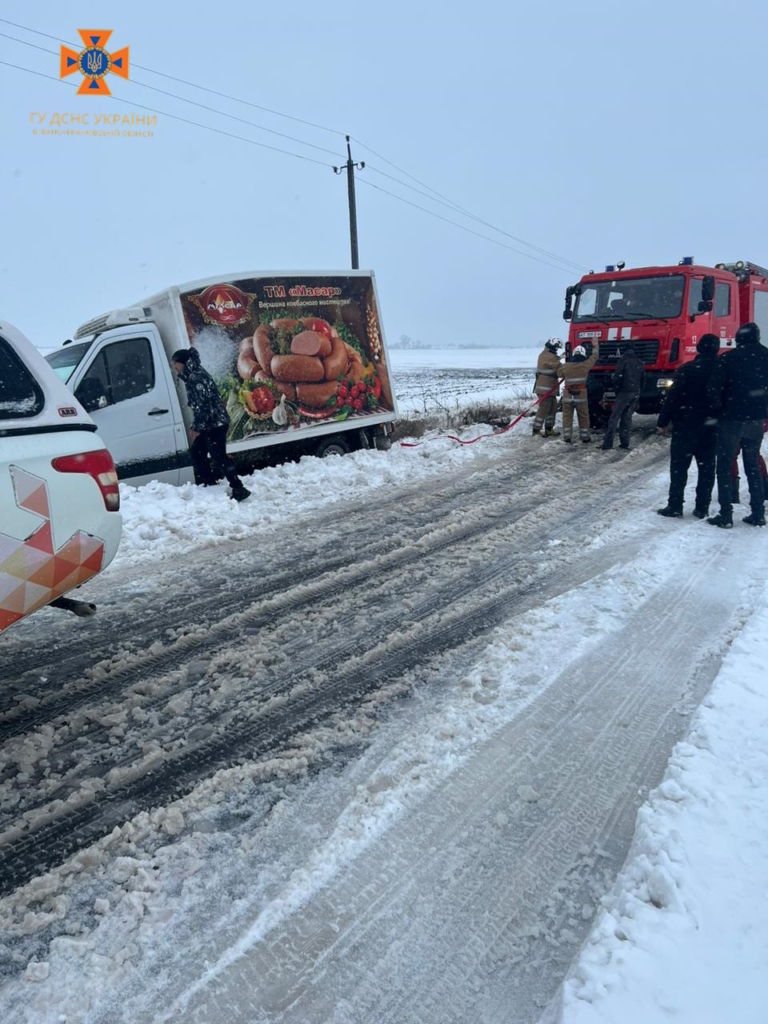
{"left": 178, "top": 275, "right": 394, "bottom": 444}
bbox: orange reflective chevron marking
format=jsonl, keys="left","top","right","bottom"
{"left": 0, "top": 467, "right": 105, "bottom": 633}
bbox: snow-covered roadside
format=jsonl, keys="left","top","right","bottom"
{"left": 112, "top": 346, "right": 539, "bottom": 570}
{"left": 113, "top": 418, "right": 523, "bottom": 569}
{"left": 559, "top": 573, "right": 768, "bottom": 1024}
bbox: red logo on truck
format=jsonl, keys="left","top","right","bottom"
{"left": 191, "top": 284, "right": 253, "bottom": 327}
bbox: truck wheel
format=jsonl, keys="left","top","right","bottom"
{"left": 314, "top": 436, "right": 351, "bottom": 458}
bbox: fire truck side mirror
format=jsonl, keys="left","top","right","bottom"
{"left": 563, "top": 284, "right": 576, "bottom": 321}
{"left": 701, "top": 276, "right": 715, "bottom": 302}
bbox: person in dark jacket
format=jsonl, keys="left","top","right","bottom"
{"left": 600, "top": 342, "right": 645, "bottom": 450}
{"left": 171, "top": 348, "right": 251, "bottom": 502}
{"left": 655, "top": 334, "right": 720, "bottom": 518}
{"left": 706, "top": 322, "right": 768, "bottom": 528}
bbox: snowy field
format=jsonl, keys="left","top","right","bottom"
{"left": 1, "top": 353, "right": 767, "bottom": 1024}
{"left": 389, "top": 346, "right": 539, "bottom": 413}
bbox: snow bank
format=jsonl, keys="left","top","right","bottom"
{"left": 560, "top": 565, "right": 768, "bottom": 1024}
{"left": 113, "top": 419, "right": 522, "bottom": 569}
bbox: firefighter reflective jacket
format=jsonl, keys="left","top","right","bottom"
{"left": 534, "top": 347, "right": 562, "bottom": 396}
{"left": 557, "top": 342, "right": 600, "bottom": 394}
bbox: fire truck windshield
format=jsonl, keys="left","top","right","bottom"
{"left": 573, "top": 274, "right": 685, "bottom": 322}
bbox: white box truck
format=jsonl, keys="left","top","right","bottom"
{"left": 45, "top": 270, "right": 397, "bottom": 486}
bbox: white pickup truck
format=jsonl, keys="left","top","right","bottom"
{"left": 1, "top": 321, "right": 122, "bottom": 633}
{"left": 46, "top": 271, "right": 398, "bottom": 485}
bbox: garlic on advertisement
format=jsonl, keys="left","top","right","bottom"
{"left": 366, "top": 303, "right": 382, "bottom": 362}
{"left": 272, "top": 394, "right": 288, "bottom": 426}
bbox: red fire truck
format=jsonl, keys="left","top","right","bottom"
{"left": 562, "top": 258, "right": 768, "bottom": 423}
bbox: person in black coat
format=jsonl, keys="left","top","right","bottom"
{"left": 655, "top": 334, "right": 720, "bottom": 518}
{"left": 706, "top": 322, "right": 768, "bottom": 528}
{"left": 172, "top": 348, "right": 251, "bottom": 502}
{"left": 601, "top": 342, "right": 646, "bottom": 450}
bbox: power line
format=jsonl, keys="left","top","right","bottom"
{"left": 0, "top": 15, "right": 346, "bottom": 138}
{"left": 363, "top": 161, "right": 585, "bottom": 272}
{"left": 0, "top": 61, "right": 333, "bottom": 167}
{"left": 0, "top": 30, "right": 344, "bottom": 159}
{"left": 3, "top": 57, "right": 580, "bottom": 274}
{"left": 1, "top": 19, "right": 587, "bottom": 274}
{"left": 1, "top": 15, "right": 587, "bottom": 273}
{"left": 353, "top": 138, "right": 586, "bottom": 272}
{"left": 357, "top": 178, "right": 578, "bottom": 274}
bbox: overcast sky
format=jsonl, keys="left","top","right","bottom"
{"left": 2, "top": 0, "right": 768, "bottom": 349}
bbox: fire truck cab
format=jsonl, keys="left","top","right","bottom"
{"left": 562, "top": 258, "right": 768, "bottom": 423}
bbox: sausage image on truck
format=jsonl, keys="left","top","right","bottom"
{"left": 562, "top": 257, "right": 768, "bottom": 424}
{"left": 45, "top": 271, "right": 397, "bottom": 485}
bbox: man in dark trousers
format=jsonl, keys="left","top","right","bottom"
{"left": 655, "top": 334, "right": 720, "bottom": 518}
{"left": 706, "top": 322, "right": 768, "bottom": 528}
{"left": 600, "top": 341, "right": 645, "bottom": 450}
{"left": 171, "top": 348, "right": 251, "bottom": 502}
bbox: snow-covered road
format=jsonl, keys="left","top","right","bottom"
{"left": 1, "top": 415, "right": 767, "bottom": 1024}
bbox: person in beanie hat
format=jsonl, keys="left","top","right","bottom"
{"left": 600, "top": 341, "right": 645, "bottom": 451}
{"left": 655, "top": 334, "right": 720, "bottom": 518}
{"left": 531, "top": 338, "right": 562, "bottom": 437}
{"left": 171, "top": 348, "right": 251, "bottom": 502}
{"left": 706, "top": 322, "right": 768, "bottom": 528}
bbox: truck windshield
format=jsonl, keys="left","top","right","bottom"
{"left": 573, "top": 275, "right": 685, "bottom": 321}
{"left": 45, "top": 340, "right": 93, "bottom": 383}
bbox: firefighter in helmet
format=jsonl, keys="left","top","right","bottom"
{"left": 532, "top": 337, "right": 563, "bottom": 436}
{"left": 557, "top": 340, "right": 601, "bottom": 443}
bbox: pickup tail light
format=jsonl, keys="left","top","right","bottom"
{"left": 52, "top": 449, "right": 120, "bottom": 511}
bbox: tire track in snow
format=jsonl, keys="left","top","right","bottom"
{"left": 171, "top": 536, "right": 745, "bottom": 1024}
{"left": 0, "top": 446, "right": 669, "bottom": 894}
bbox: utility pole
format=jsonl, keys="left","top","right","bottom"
{"left": 334, "top": 136, "right": 365, "bottom": 269}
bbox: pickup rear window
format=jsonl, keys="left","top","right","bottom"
{"left": 0, "top": 337, "right": 45, "bottom": 419}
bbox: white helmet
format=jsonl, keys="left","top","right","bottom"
{"left": 572, "top": 345, "right": 587, "bottom": 358}
{"left": 545, "top": 337, "right": 562, "bottom": 352}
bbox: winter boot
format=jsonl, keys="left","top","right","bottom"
{"left": 532, "top": 426, "right": 542, "bottom": 436}
{"left": 743, "top": 510, "right": 766, "bottom": 527}
{"left": 600, "top": 440, "right": 613, "bottom": 450}
{"left": 707, "top": 512, "right": 733, "bottom": 529}
{"left": 692, "top": 506, "right": 708, "bottom": 520}
{"left": 563, "top": 437, "right": 572, "bottom": 444}
{"left": 230, "top": 484, "right": 251, "bottom": 502}
{"left": 544, "top": 428, "right": 561, "bottom": 437}
{"left": 619, "top": 441, "right": 631, "bottom": 450}
{"left": 581, "top": 437, "right": 591, "bottom": 444}
{"left": 657, "top": 506, "right": 683, "bottom": 518}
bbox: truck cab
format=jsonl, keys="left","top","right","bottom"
{"left": 46, "top": 312, "right": 193, "bottom": 486}
{"left": 562, "top": 258, "right": 768, "bottom": 423}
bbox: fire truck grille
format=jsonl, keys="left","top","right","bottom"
{"left": 597, "top": 340, "right": 660, "bottom": 365}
